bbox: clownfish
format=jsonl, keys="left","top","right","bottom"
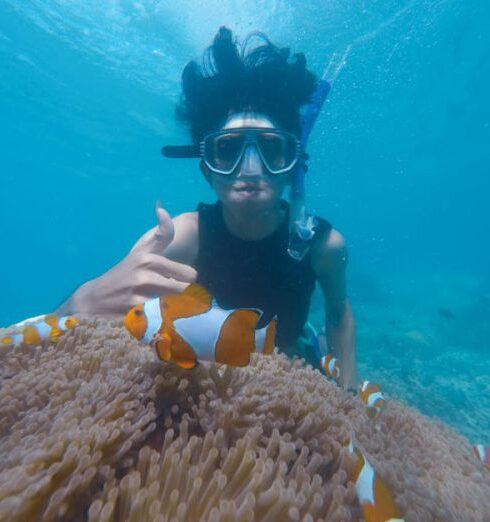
{"left": 124, "top": 284, "right": 276, "bottom": 369}
{"left": 303, "top": 322, "right": 340, "bottom": 380}
{"left": 346, "top": 438, "right": 404, "bottom": 522}
{"left": 0, "top": 315, "right": 78, "bottom": 347}
{"left": 473, "top": 444, "right": 490, "bottom": 470}
{"left": 359, "top": 380, "right": 386, "bottom": 418}
{"left": 321, "top": 353, "right": 340, "bottom": 380}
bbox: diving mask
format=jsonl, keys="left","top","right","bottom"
{"left": 162, "top": 128, "right": 303, "bottom": 176}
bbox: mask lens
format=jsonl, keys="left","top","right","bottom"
{"left": 204, "top": 132, "right": 245, "bottom": 173}
{"left": 257, "top": 132, "right": 297, "bottom": 173}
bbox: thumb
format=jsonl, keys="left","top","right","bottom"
{"left": 154, "top": 202, "right": 175, "bottom": 247}
{"left": 132, "top": 202, "right": 175, "bottom": 254}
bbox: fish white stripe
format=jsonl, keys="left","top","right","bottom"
{"left": 58, "top": 317, "right": 67, "bottom": 330}
{"left": 13, "top": 314, "right": 47, "bottom": 328}
{"left": 143, "top": 299, "right": 163, "bottom": 344}
{"left": 356, "top": 456, "right": 375, "bottom": 505}
{"left": 174, "top": 306, "right": 234, "bottom": 362}
{"left": 361, "top": 380, "right": 370, "bottom": 392}
{"left": 367, "top": 391, "right": 384, "bottom": 408}
{"left": 475, "top": 444, "right": 485, "bottom": 461}
{"left": 11, "top": 334, "right": 23, "bottom": 346}
{"left": 35, "top": 321, "right": 52, "bottom": 340}
{"left": 254, "top": 325, "right": 267, "bottom": 353}
{"left": 58, "top": 317, "right": 69, "bottom": 330}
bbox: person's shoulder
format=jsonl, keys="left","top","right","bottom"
{"left": 310, "top": 225, "right": 348, "bottom": 276}
{"left": 173, "top": 211, "right": 198, "bottom": 231}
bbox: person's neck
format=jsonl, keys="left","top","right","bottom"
{"left": 221, "top": 202, "right": 285, "bottom": 240}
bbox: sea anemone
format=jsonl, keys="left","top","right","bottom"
{"left": 0, "top": 317, "right": 489, "bottom": 521}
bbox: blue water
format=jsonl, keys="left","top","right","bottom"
{"left": 1, "top": 1, "right": 489, "bottom": 440}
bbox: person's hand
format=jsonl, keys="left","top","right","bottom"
{"left": 65, "top": 205, "right": 196, "bottom": 315}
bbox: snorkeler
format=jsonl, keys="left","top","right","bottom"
{"left": 57, "top": 27, "right": 357, "bottom": 390}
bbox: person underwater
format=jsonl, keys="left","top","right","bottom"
{"left": 1, "top": 315, "right": 78, "bottom": 347}
{"left": 57, "top": 27, "right": 357, "bottom": 391}
{"left": 124, "top": 283, "right": 276, "bottom": 369}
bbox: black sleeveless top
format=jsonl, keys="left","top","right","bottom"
{"left": 194, "top": 201, "right": 331, "bottom": 348}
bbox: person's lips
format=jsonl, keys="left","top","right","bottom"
{"left": 233, "top": 184, "right": 262, "bottom": 193}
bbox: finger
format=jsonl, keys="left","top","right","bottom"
{"left": 132, "top": 203, "right": 175, "bottom": 255}
{"left": 143, "top": 253, "right": 197, "bottom": 283}
{"left": 135, "top": 275, "right": 190, "bottom": 299}
{"left": 152, "top": 203, "right": 175, "bottom": 251}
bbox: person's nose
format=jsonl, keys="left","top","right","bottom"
{"left": 236, "top": 144, "right": 264, "bottom": 177}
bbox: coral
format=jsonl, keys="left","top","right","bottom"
{"left": 0, "top": 317, "right": 489, "bottom": 521}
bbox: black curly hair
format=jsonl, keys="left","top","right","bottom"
{"left": 177, "top": 27, "right": 317, "bottom": 143}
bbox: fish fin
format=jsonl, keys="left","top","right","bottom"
{"left": 22, "top": 325, "right": 41, "bottom": 345}
{"left": 49, "top": 328, "right": 63, "bottom": 342}
{"left": 367, "top": 473, "right": 402, "bottom": 521}
{"left": 182, "top": 283, "right": 213, "bottom": 305}
{"left": 155, "top": 324, "right": 197, "bottom": 369}
{"left": 263, "top": 318, "right": 277, "bottom": 355}
{"left": 155, "top": 331, "right": 173, "bottom": 361}
{"left": 163, "top": 284, "right": 212, "bottom": 320}
{"left": 215, "top": 310, "right": 260, "bottom": 366}
{"left": 174, "top": 357, "right": 198, "bottom": 369}
{"left": 170, "top": 332, "right": 198, "bottom": 369}
{"left": 44, "top": 315, "right": 59, "bottom": 328}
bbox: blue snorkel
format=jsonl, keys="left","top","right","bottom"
{"left": 288, "top": 48, "right": 350, "bottom": 261}
{"left": 288, "top": 79, "right": 331, "bottom": 260}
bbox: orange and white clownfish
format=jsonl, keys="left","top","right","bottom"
{"left": 0, "top": 315, "right": 79, "bottom": 347}
{"left": 359, "top": 380, "right": 386, "bottom": 417}
{"left": 473, "top": 444, "right": 490, "bottom": 470}
{"left": 124, "top": 283, "right": 276, "bottom": 369}
{"left": 321, "top": 353, "right": 340, "bottom": 380}
{"left": 303, "top": 322, "right": 340, "bottom": 380}
{"left": 346, "top": 438, "right": 404, "bottom": 522}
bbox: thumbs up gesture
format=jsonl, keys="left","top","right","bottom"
{"left": 59, "top": 204, "right": 197, "bottom": 315}
{"left": 131, "top": 204, "right": 176, "bottom": 255}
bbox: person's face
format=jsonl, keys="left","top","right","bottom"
{"left": 204, "top": 112, "right": 292, "bottom": 212}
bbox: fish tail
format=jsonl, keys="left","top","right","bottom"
{"left": 262, "top": 318, "right": 277, "bottom": 355}
{"left": 215, "top": 310, "right": 260, "bottom": 366}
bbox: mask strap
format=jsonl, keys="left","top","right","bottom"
{"left": 161, "top": 145, "right": 200, "bottom": 158}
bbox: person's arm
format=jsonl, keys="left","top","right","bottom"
{"left": 57, "top": 207, "right": 199, "bottom": 316}
{"left": 311, "top": 228, "right": 357, "bottom": 390}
